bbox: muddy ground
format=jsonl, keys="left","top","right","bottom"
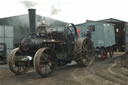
{"left": 0, "top": 52, "right": 128, "bottom": 85}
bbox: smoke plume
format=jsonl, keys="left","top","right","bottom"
{"left": 51, "top": 5, "right": 61, "bottom": 16}
{"left": 21, "top": 0, "right": 38, "bottom": 8}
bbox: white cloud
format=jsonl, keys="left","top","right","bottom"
{"left": 0, "top": 0, "right": 128, "bottom": 24}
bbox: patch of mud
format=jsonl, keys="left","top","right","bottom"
{"left": 94, "top": 52, "right": 128, "bottom": 85}
{"left": 114, "top": 53, "right": 128, "bottom": 68}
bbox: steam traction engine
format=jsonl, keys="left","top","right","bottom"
{"left": 8, "top": 9, "right": 95, "bottom": 77}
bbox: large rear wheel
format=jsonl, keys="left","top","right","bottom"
{"left": 34, "top": 48, "right": 56, "bottom": 77}
{"left": 8, "top": 48, "right": 30, "bottom": 75}
{"left": 74, "top": 38, "right": 95, "bottom": 66}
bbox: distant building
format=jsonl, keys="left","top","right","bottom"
{"left": 0, "top": 14, "right": 68, "bottom": 47}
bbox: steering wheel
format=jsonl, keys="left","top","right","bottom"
{"left": 64, "top": 23, "right": 78, "bottom": 42}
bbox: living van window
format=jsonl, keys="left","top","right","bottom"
{"left": 89, "top": 25, "right": 95, "bottom": 32}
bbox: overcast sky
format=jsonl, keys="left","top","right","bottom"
{"left": 0, "top": 0, "right": 127, "bottom": 24}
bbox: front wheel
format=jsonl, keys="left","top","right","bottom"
{"left": 34, "top": 48, "right": 56, "bottom": 77}
{"left": 8, "top": 48, "right": 30, "bottom": 75}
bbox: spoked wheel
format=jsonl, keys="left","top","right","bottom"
{"left": 8, "top": 48, "right": 30, "bottom": 75}
{"left": 34, "top": 48, "right": 56, "bottom": 77}
{"left": 74, "top": 38, "right": 95, "bottom": 66}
